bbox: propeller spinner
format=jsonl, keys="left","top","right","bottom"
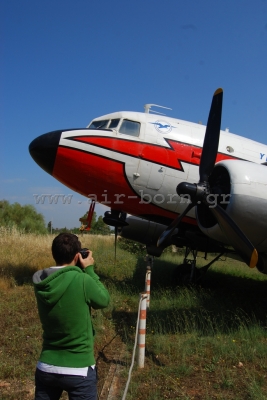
{"left": 157, "top": 88, "right": 258, "bottom": 268}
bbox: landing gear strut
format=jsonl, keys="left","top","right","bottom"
{"left": 172, "top": 246, "right": 200, "bottom": 285}
{"left": 172, "top": 245, "right": 225, "bottom": 286}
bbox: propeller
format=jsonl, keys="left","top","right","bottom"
{"left": 157, "top": 88, "right": 258, "bottom": 268}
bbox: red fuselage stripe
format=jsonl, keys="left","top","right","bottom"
{"left": 68, "top": 135, "right": 238, "bottom": 170}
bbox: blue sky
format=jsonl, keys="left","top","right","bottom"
{"left": 1, "top": 0, "right": 267, "bottom": 228}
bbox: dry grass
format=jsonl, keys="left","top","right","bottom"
{"left": 0, "top": 228, "right": 114, "bottom": 285}
{"left": 0, "top": 227, "right": 54, "bottom": 283}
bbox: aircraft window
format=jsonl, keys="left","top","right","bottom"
{"left": 109, "top": 119, "right": 120, "bottom": 129}
{"left": 119, "top": 120, "right": 140, "bottom": 137}
{"left": 88, "top": 120, "right": 109, "bottom": 129}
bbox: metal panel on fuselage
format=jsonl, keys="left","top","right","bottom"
{"left": 132, "top": 117, "right": 196, "bottom": 215}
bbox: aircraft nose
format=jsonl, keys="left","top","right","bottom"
{"left": 29, "top": 130, "right": 62, "bottom": 175}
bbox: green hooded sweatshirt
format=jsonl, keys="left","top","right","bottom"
{"left": 33, "top": 265, "right": 110, "bottom": 368}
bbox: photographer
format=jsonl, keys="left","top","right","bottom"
{"left": 32, "top": 233, "right": 110, "bottom": 400}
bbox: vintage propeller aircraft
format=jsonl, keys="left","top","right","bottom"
{"left": 29, "top": 89, "right": 267, "bottom": 282}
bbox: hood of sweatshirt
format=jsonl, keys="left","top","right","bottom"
{"left": 33, "top": 266, "right": 83, "bottom": 306}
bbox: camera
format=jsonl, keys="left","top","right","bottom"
{"left": 80, "top": 248, "right": 89, "bottom": 258}
{"left": 76, "top": 248, "right": 89, "bottom": 268}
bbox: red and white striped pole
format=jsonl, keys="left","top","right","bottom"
{"left": 137, "top": 292, "right": 147, "bottom": 368}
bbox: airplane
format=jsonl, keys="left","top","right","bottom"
{"left": 29, "top": 89, "right": 267, "bottom": 283}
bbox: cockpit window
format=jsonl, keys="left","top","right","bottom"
{"left": 109, "top": 119, "right": 120, "bottom": 129}
{"left": 119, "top": 119, "right": 140, "bottom": 137}
{"left": 88, "top": 120, "right": 109, "bottom": 129}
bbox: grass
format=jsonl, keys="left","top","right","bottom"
{"left": 0, "top": 227, "right": 267, "bottom": 399}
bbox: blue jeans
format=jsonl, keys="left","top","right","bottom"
{"left": 34, "top": 367, "right": 97, "bottom": 400}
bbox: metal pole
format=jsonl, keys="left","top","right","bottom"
{"left": 137, "top": 292, "right": 147, "bottom": 368}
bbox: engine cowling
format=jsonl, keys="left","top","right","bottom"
{"left": 119, "top": 216, "right": 173, "bottom": 256}
{"left": 196, "top": 160, "right": 267, "bottom": 253}
{"left": 119, "top": 215, "right": 168, "bottom": 243}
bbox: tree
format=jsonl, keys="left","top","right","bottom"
{"left": 79, "top": 211, "right": 97, "bottom": 229}
{"left": 92, "top": 216, "right": 111, "bottom": 235}
{"left": 0, "top": 200, "right": 47, "bottom": 234}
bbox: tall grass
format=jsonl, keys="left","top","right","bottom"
{"left": 0, "top": 227, "right": 267, "bottom": 399}
{"left": 0, "top": 228, "right": 119, "bottom": 285}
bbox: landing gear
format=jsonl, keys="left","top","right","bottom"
{"left": 172, "top": 246, "right": 201, "bottom": 285}
{"left": 103, "top": 209, "right": 128, "bottom": 260}
{"left": 172, "top": 245, "right": 224, "bottom": 286}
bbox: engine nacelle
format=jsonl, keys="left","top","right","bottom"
{"left": 119, "top": 216, "right": 173, "bottom": 256}
{"left": 196, "top": 160, "right": 267, "bottom": 253}
{"left": 120, "top": 215, "right": 168, "bottom": 244}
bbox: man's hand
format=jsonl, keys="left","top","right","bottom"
{"left": 78, "top": 250, "right": 94, "bottom": 269}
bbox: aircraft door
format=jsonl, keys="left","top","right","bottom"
{"left": 133, "top": 143, "right": 166, "bottom": 190}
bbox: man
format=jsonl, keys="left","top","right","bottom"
{"left": 32, "top": 233, "right": 110, "bottom": 400}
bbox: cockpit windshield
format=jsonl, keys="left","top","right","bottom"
{"left": 88, "top": 120, "right": 109, "bottom": 129}
{"left": 109, "top": 119, "right": 120, "bottom": 128}
{"left": 88, "top": 118, "right": 120, "bottom": 130}
{"left": 88, "top": 118, "right": 140, "bottom": 137}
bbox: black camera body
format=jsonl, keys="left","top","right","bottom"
{"left": 76, "top": 248, "right": 89, "bottom": 268}
{"left": 80, "top": 248, "right": 89, "bottom": 258}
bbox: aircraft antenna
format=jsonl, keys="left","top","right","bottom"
{"left": 144, "top": 104, "right": 172, "bottom": 115}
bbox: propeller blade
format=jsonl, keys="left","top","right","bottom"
{"left": 199, "top": 88, "right": 223, "bottom": 183}
{"left": 208, "top": 203, "right": 258, "bottom": 268}
{"left": 157, "top": 202, "right": 195, "bottom": 247}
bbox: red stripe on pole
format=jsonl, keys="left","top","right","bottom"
{"left": 140, "top": 310, "right": 146, "bottom": 319}
{"left": 139, "top": 329, "right": 146, "bottom": 334}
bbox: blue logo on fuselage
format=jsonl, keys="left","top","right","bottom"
{"left": 150, "top": 120, "right": 174, "bottom": 134}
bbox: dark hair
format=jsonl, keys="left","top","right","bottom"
{"left": 52, "top": 233, "right": 81, "bottom": 265}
